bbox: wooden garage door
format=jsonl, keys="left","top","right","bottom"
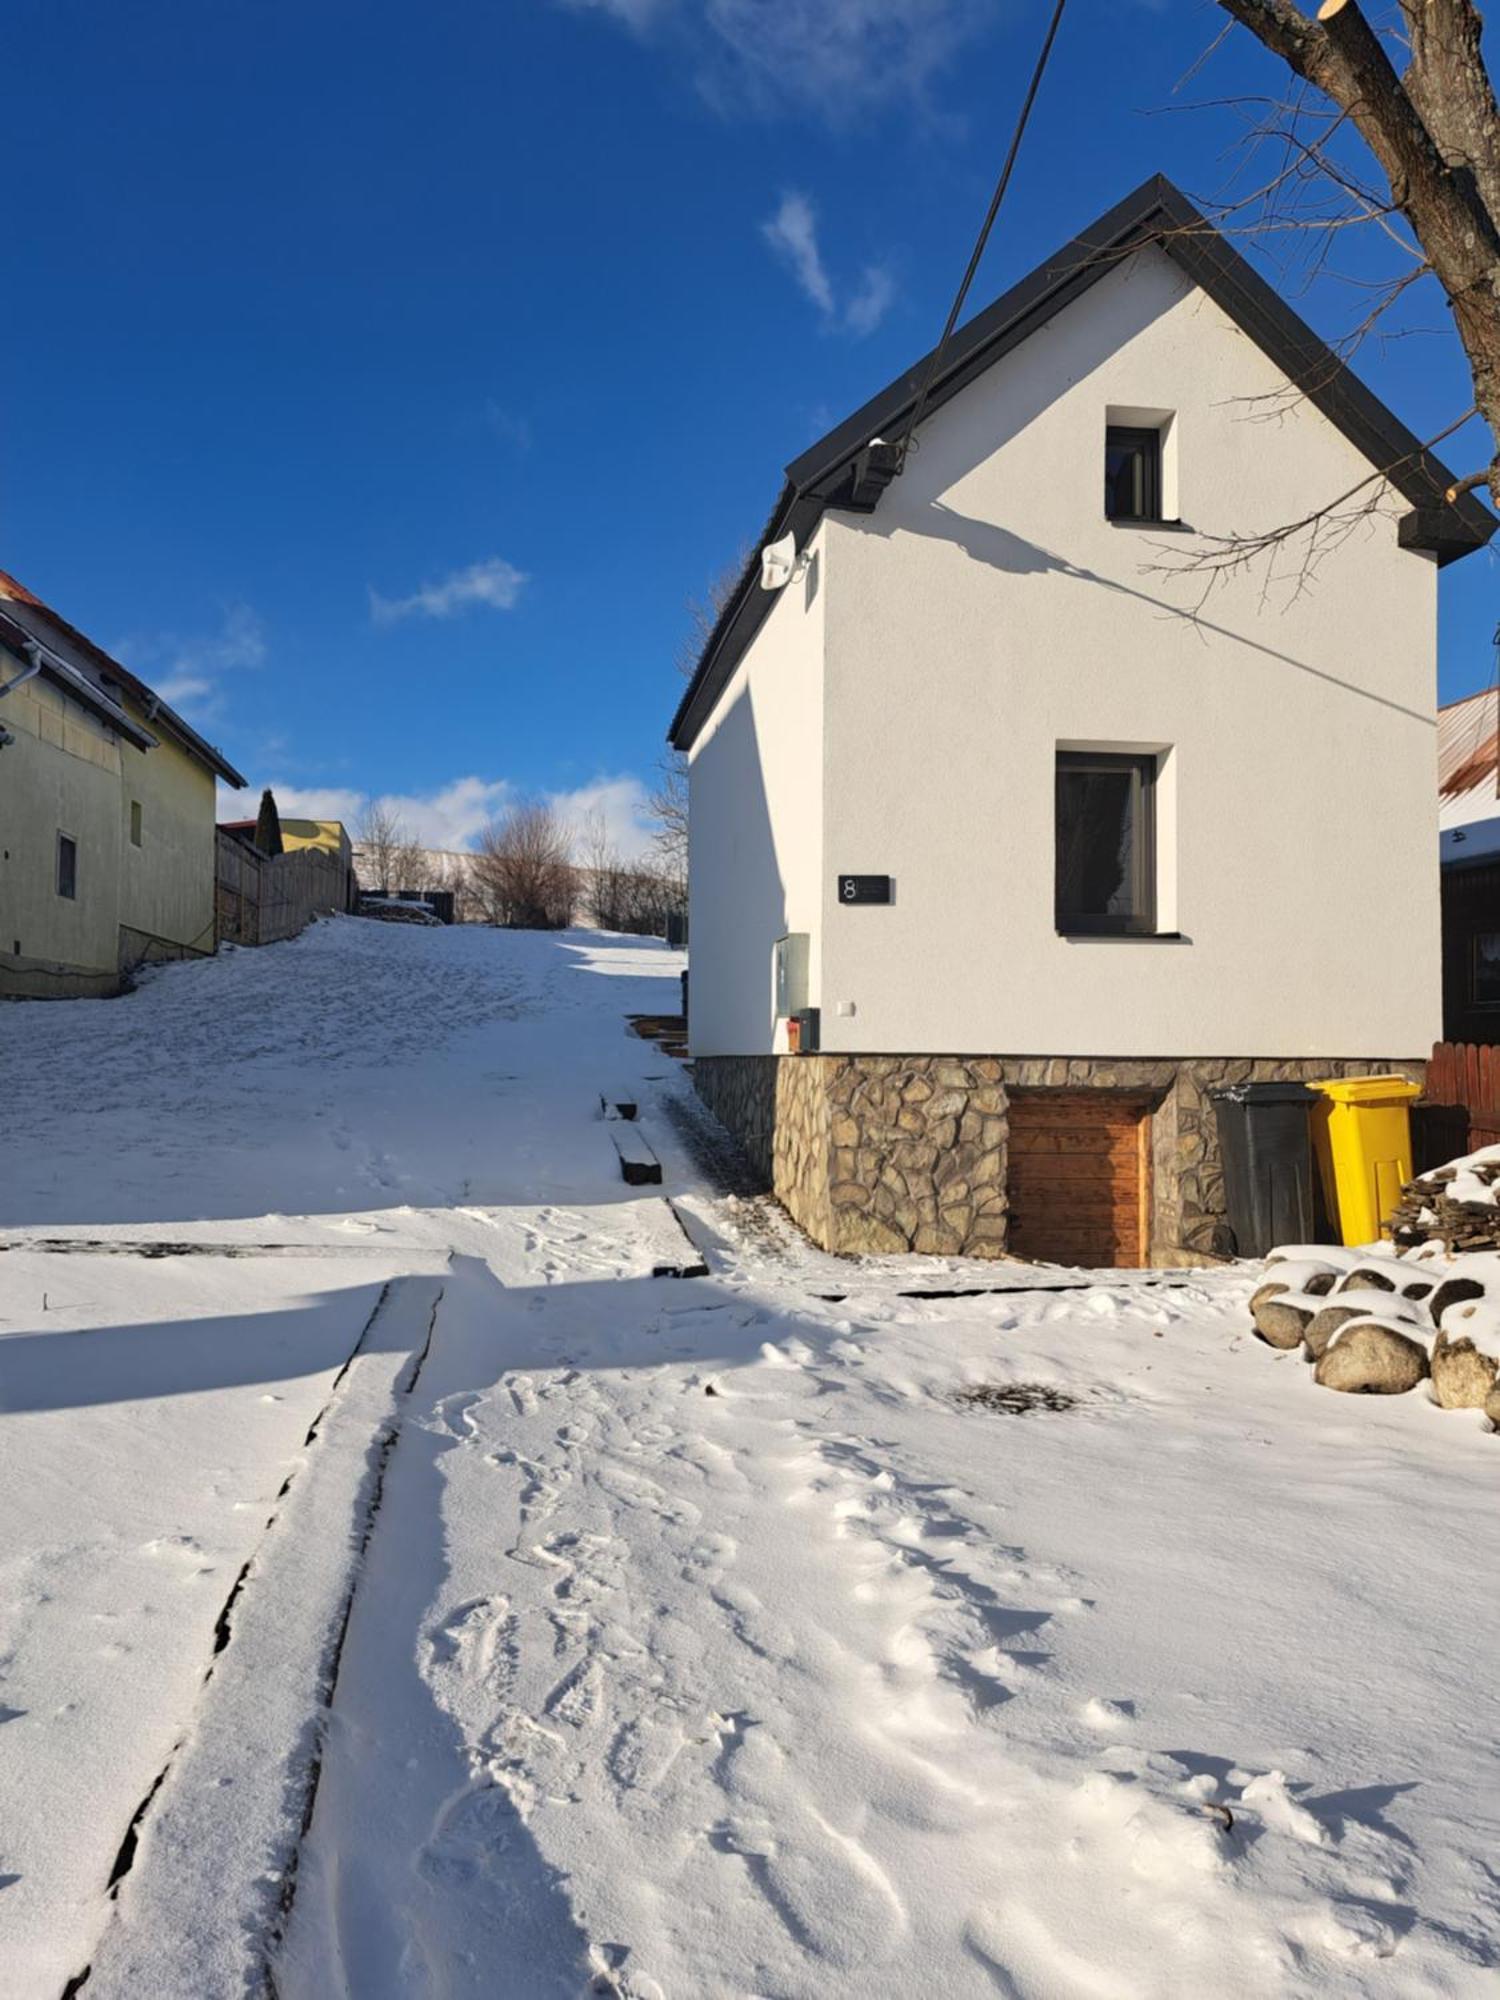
{"left": 1007, "top": 1091, "right": 1150, "bottom": 1268}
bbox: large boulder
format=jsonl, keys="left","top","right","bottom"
{"left": 1430, "top": 1304, "right": 1500, "bottom": 1410}
{"left": 1250, "top": 1260, "right": 1338, "bottom": 1331}
{"left": 1304, "top": 1289, "right": 1428, "bottom": 1361}
{"left": 1314, "top": 1320, "right": 1430, "bottom": 1395}
{"left": 1253, "top": 1295, "right": 1319, "bottom": 1350}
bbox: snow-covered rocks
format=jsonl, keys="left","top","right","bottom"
{"left": 1430, "top": 1297, "right": 1500, "bottom": 1411}
{"left": 1303, "top": 1289, "right": 1426, "bottom": 1362}
{"left": 1251, "top": 1194, "right": 1500, "bottom": 1418}
{"left": 1249, "top": 1260, "right": 1339, "bottom": 1348}
{"left": 1391, "top": 1144, "right": 1500, "bottom": 1252}
{"left": 1313, "top": 1318, "right": 1430, "bottom": 1396}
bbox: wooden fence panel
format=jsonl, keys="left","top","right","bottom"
{"left": 1424, "top": 1041, "right": 1500, "bottom": 1154}
{"left": 215, "top": 834, "right": 349, "bottom": 950}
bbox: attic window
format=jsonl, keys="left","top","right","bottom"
{"left": 1105, "top": 426, "right": 1161, "bottom": 522}
{"left": 130, "top": 800, "right": 143, "bottom": 847}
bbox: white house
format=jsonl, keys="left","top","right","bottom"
{"left": 671, "top": 177, "right": 1495, "bottom": 1268}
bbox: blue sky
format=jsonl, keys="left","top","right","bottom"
{"left": 6, "top": 0, "right": 1495, "bottom": 849}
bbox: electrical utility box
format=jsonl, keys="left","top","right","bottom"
{"left": 774, "top": 933, "right": 810, "bottom": 1020}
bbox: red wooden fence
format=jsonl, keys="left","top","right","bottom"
{"left": 1426, "top": 1042, "right": 1500, "bottom": 1150}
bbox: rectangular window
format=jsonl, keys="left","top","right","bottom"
{"left": 130, "top": 800, "right": 143, "bottom": 847}
{"left": 1472, "top": 932, "right": 1500, "bottom": 1007}
{"left": 57, "top": 832, "right": 77, "bottom": 901}
{"left": 1055, "top": 751, "right": 1157, "bottom": 934}
{"left": 1105, "top": 425, "right": 1161, "bottom": 522}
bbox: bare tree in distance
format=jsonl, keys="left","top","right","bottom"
{"left": 576, "top": 806, "right": 683, "bottom": 937}
{"left": 356, "top": 798, "right": 410, "bottom": 894}
{"left": 472, "top": 799, "right": 578, "bottom": 929}
{"left": 650, "top": 553, "right": 747, "bottom": 890}
{"left": 430, "top": 850, "right": 483, "bottom": 924}
{"left": 1145, "top": 0, "right": 1500, "bottom": 589}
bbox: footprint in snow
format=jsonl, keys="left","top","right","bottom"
{"left": 608, "top": 1714, "right": 684, "bottom": 1795}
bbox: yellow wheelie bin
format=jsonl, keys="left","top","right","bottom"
{"left": 1308, "top": 1075, "right": 1421, "bottom": 1246}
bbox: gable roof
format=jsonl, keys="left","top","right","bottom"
{"left": 670, "top": 174, "right": 1496, "bottom": 752}
{"left": 0, "top": 570, "right": 248, "bottom": 786}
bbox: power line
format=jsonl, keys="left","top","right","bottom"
{"left": 894, "top": 0, "right": 1072, "bottom": 473}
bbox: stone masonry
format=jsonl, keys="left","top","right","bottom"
{"left": 692, "top": 1053, "right": 1426, "bottom": 1262}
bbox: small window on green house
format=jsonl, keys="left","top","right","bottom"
{"left": 57, "top": 833, "right": 77, "bottom": 900}
{"left": 130, "top": 800, "right": 143, "bottom": 847}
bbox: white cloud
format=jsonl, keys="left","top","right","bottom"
{"left": 552, "top": 775, "right": 656, "bottom": 860}
{"left": 369, "top": 557, "right": 528, "bottom": 626}
{"left": 216, "top": 772, "right": 657, "bottom": 860}
{"left": 559, "top": 0, "right": 991, "bottom": 117}
{"left": 845, "top": 264, "right": 897, "bottom": 338}
{"left": 761, "top": 192, "right": 895, "bottom": 337}
{"left": 762, "top": 193, "right": 835, "bottom": 317}
{"left": 115, "top": 603, "right": 266, "bottom": 721}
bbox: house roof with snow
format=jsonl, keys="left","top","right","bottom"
{"left": 669, "top": 174, "right": 1497, "bottom": 752}
{"left": 0, "top": 569, "right": 247, "bottom": 787}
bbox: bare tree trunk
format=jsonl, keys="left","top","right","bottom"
{"left": 1219, "top": 0, "right": 1500, "bottom": 499}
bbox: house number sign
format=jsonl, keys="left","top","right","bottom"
{"left": 838, "top": 874, "right": 892, "bottom": 905}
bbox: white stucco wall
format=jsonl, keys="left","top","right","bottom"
{"left": 809, "top": 245, "right": 1440, "bottom": 1060}
{"left": 688, "top": 528, "right": 825, "bottom": 1056}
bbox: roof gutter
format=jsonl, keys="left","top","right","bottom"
{"left": 0, "top": 643, "right": 43, "bottom": 701}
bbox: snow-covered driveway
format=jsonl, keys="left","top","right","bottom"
{"left": 2, "top": 920, "right": 1496, "bottom": 1998}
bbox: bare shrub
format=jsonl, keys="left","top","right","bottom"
{"left": 576, "top": 809, "right": 686, "bottom": 937}
{"left": 472, "top": 800, "right": 578, "bottom": 929}
{"left": 355, "top": 799, "right": 409, "bottom": 895}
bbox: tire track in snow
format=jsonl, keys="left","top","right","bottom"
{"left": 66, "top": 1277, "right": 446, "bottom": 2000}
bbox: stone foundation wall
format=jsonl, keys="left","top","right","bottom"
{"left": 693, "top": 1052, "right": 1426, "bottom": 1262}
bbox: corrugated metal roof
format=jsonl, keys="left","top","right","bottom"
{"left": 1438, "top": 686, "right": 1498, "bottom": 828}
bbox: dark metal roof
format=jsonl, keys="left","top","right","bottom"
{"left": 670, "top": 173, "right": 1496, "bottom": 751}
{"left": 0, "top": 606, "right": 159, "bottom": 751}
{"left": 0, "top": 570, "right": 249, "bottom": 786}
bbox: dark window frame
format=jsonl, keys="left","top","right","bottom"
{"left": 1104, "top": 424, "right": 1163, "bottom": 523}
{"left": 56, "top": 831, "right": 78, "bottom": 901}
{"left": 1055, "top": 750, "right": 1158, "bottom": 936}
{"left": 130, "top": 799, "right": 143, "bottom": 847}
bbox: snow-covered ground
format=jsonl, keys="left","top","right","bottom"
{"left": 1, "top": 918, "right": 1496, "bottom": 1998}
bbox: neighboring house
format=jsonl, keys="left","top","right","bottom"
{"left": 1436, "top": 686, "right": 1500, "bottom": 1043}
{"left": 671, "top": 176, "right": 1495, "bottom": 1268}
{"left": 219, "top": 815, "right": 358, "bottom": 912}
{"left": 0, "top": 571, "right": 247, "bottom": 998}
{"left": 220, "top": 814, "right": 354, "bottom": 864}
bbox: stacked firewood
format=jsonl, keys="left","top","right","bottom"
{"left": 1390, "top": 1156, "right": 1500, "bottom": 1253}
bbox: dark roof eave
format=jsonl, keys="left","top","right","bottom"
{"left": 0, "top": 612, "right": 158, "bottom": 750}
{"left": 0, "top": 578, "right": 248, "bottom": 786}
{"left": 669, "top": 172, "right": 1496, "bottom": 752}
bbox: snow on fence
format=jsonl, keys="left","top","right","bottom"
{"left": 215, "top": 832, "right": 353, "bottom": 948}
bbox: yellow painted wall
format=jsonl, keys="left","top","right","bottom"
{"left": 278, "top": 817, "right": 351, "bottom": 862}
{"left": 116, "top": 692, "right": 218, "bottom": 962}
{"left": 0, "top": 663, "right": 124, "bottom": 993}
{"left": 0, "top": 643, "right": 221, "bottom": 996}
